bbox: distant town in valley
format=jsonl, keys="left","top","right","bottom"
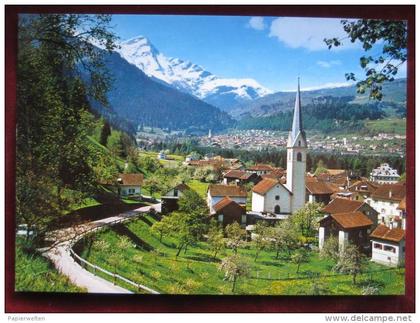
{"left": 15, "top": 13, "right": 408, "bottom": 297}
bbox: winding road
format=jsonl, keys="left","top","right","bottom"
{"left": 43, "top": 203, "right": 161, "bottom": 294}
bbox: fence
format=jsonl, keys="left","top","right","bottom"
{"left": 67, "top": 210, "right": 160, "bottom": 295}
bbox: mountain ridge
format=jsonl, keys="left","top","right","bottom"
{"left": 116, "top": 35, "right": 272, "bottom": 111}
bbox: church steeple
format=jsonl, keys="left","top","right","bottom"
{"left": 288, "top": 78, "right": 307, "bottom": 147}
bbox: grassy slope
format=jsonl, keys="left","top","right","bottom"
{"left": 79, "top": 215, "right": 405, "bottom": 295}
{"left": 15, "top": 240, "right": 86, "bottom": 293}
{"left": 365, "top": 118, "right": 406, "bottom": 135}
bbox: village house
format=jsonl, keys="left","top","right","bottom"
{"left": 348, "top": 180, "right": 380, "bottom": 201}
{"left": 306, "top": 181, "right": 340, "bottom": 205}
{"left": 370, "top": 163, "right": 400, "bottom": 184}
{"left": 366, "top": 183, "right": 406, "bottom": 227}
{"left": 322, "top": 197, "right": 379, "bottom": 226}
{"left": 211, "top": 197, "right": 247, "bottom": 226}
{"left": 116, "top": 173, "right": 144, "bottom": 197}
{"left": 397, "top": 197, "right": 406, "bottom": 230}
{"left": 223, "top": 169, "right": 261, "bottom": 185}
{"left": 246, "top": 164, "right": 274, "bottom": 176}
{"left": 251, "top": 178, "right": 292, "bottom": 216}
{"left": 157, "top": 150, "right": 167, "bottom": 160}
{"left": 261, "top": 167, "right": 285, "bottom": 181}
{"left": 207, "top": 184, "right": 247, "bottom": 213}
{"left": 370, "top": 225, "right": 405, "bottom": 267}
{"left": 318, "top": 211, "right": 374, "bottom": 252}
{"left": 161, "top": 183, "right": 191, "bottom": 214}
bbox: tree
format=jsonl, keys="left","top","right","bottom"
{"left": 16, "top": 14, "right": 118, "bottom": 245}
{"left": 252, "top": 222, "right": 271, "bottom": 262}
{"left": 144, "top": 175, "right": 161, "bottom": 198}
{"left": 291, "top": 248, "right": 309, "bottom": 274}
{"left": 151, "top": 217, "right": 172, "bottom": 242}
{"left": 271, "top": 220, "right": 299, "bottom": 259}
{"left": 290, "top": 202, "right": 324, "bottom": 240}
{"left": 314, "top": 159, "right": 328, "bottom": 176}
{"left": 325, "top": 19, "right": 407, "bottom": 100}
{"left": 207, "top": 220, "right": 225, "bottom": 261}
{"left": 99, "top": 120, "right": 111, "bottom": 147}
{"left": 334, "top": 244, "right": 366, "bottom": 285}
{"left": 319, "top": 236, "right": 340, "bottom": 263}
{"left": 225, "top": 222, "right": 246, "bottom": 254}
{"left": 218, "top": 255, "right": 250, "bottom": 293}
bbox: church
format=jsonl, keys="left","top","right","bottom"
{"left": 251, "top": 79, "right": 307, "bottom": 216}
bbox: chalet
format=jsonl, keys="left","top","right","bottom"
{"left": 251, "top": 178, "right": 292, "bottom": 216}
{"left": 211, "top": 197, "right": 247, "bottom": 226}
{"left": 366, "top": 183, "right": 406, "bottom": 227}
{"left": 322, "top": 197, "right": 379, "bottom": 227}
{"left": 319, "top": 211, "right": 373, "bottom": 251}
{"left": 370, "top": 225, "right": 405, "bottom": 267}
{"left": 207, "top": 184, "right": 247, "bottom": 213}
{"left": 223, "top": 170, "right": 260, "bottom": 185}
{"left": 161, "top": 183, "right": 191, "bottom": 214}
{"left": 116, "top": 173, "right": 144, "bottom": 197}
{"left": 157, "top": 151, "right": 167, "bottom": 160}
{"left": 306, "top": 181, "right": 340, "bottom": 205}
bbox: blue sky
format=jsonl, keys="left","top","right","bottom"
{"left": 111, "top": 15, "right": 406, "bottom": 92}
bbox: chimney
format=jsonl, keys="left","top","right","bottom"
{"left": 389, "top": 190, "right": 392, "bottom": 198}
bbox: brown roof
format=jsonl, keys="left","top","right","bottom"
{"left": 187, "top": 160, "right": 224, "bottom": 168}
{"left": 306, "top": 175, "right": 318, "bottom": 183}
{"left": 118, "top": 173, "right": 144, "bottom": 186}
{"left": 213, "top": 197, "right": 245, "bottom": 218}
{"left": 349, "top": 180, "right": 380, "bottom": 193}
{"left": 252, "top": 178, "right": 291, "bottom": 195}
{"left": 322, "top": 197, "right": 364, "bottom": 214}
{"left": 371, "top": 183, "right": 406, "bottom": 202}
{"left": 397, "top": 197, "right": 406, "bottom": 210}
{"left": 306, "top": 181, "right": 340, "bottom": 195}
{"left": 370, "top": 225, "right": 405, "bottom": 242}
{"left": 224, "top": 170, "right": 251, "bottom": 180}
{"left": 208, "top": 184, "right": 247, "bottom": 197}
{"left": 247, "top": 164, "right": 273, "bottom": 171}
{"left": 330, "top": 211, "right": 373, "bottom": 229}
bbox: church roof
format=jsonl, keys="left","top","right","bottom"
{"left": 252, "top": 178, "right": 291, "bottom": 196}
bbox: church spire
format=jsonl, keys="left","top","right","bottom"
{"left": 291, "top": 77, "right": 304, "bottom": 142}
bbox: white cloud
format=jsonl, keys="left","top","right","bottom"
{"left": 269, "top": 17, "right": 357, "bottom": 51}
{"left": 317, "top": 60, "right": 342, "bottom": 68}
{"left": 248, "top": 17, "right": 266, "bottom": 31}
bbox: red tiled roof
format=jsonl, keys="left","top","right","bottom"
{"left": 224, "top": 170, "right": 251, "bottom": 180}
{"left": 348, "top": 180, "right": 380, "bottom": 193}
{"left": 213, "top": 197, "right": 245, "bottom": 217}
{"left": 330, "top": 211, "right": 373, "bottom": 229}
{"left": 252, "top": 178, "right": 291, "bottom": 195}
{"left": 322, "top": 197, "right": 364, "bottom": 214}
{"left": 370, "top": 225, "right": 405, "bottom": 242}
{"left": 371, "top": 183, "right": 406, "bottom": 202}
{"left": 208, "top": 184, "right": 247, "bottom": 197}
{"left": 247, "top": 164, "right": 273, "bottom": 171}
{"left": 306, "top": 181, "right": 340, "bottom": 195}
{"left": 118, "top": 173, "right": 144, "bottom": 186}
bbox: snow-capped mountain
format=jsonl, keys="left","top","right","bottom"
{"left": 116, "top": 36, "right": 272, "bottom": 111}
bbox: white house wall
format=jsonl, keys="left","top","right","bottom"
{"left": 371, "top": 240, "right": 405, "bottom": 266}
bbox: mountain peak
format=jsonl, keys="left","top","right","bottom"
{"left": 116, "top": 35, "right": 272, "bottom": 111}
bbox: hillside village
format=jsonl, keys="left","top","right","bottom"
{"left": 13, "top": 14, "right": 408, "bottom": 297}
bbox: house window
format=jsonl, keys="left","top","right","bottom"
{"left": 297, "top": 152, "right": 302, "bottom": 162}
{"left": 174, "top": 189, "right": 178, "bottom": 197}
{"left": 298, "top": 140, "right": 301, "bottom": 146}
{"left": 381, "top": 216, "right": 385, "bottom": 224}
{"left": 128, "top": 188, "right": 135, "bottom": 195}
{"left": 381, "top": 208, "right": 386, "bottom": 214}
{"left": 274, "top": 205, "right": 281, "bottom": 214}
{"left": 275, "top": 195, "right": 280, "bottom": 200}
{"left": 374, "top": 243, "right": 382, "bottom": 250}
{"left": 384, "top": 245, "right": 396, "bottom": 253}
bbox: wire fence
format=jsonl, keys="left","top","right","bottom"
{"left": 67, "top": 209, "right": 160, "bottom": 294}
